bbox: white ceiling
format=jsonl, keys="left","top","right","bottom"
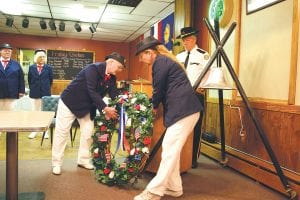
{"left": 0, "top": 0, "right": 174, "bottom": 42}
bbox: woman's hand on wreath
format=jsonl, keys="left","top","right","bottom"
{"left": 103, "top": 106, "right": 118, "bottom": 120}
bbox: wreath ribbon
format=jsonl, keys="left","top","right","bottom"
{"left": 115, "top": 104, "right": 130, "bottom": 154}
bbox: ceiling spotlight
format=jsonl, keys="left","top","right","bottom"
{"left": 22, "top": 18, "right": 29, "bottom": 28}
{"left": 74, "top": 22, "right": 82, "bottom": 32}
{"left": 48, "top": 19, "right": 56, "bottom": 31}
{"left": 40, "top": 19, "right": 47, "bottom": 30}
{"left": 6, "top": 16, "right": 14, "bottom": 27}
{"left": 59, "top": 21, "right": 65, "bottom": 31}
{"left": 89, "top": 24, "right": 96, "bottom": 33}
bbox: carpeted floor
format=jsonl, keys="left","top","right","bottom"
{"left": 0, "top": 155, "right": 288, "bottom": 200}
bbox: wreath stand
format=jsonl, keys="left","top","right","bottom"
{"left": 139, "top": 18, "right": 297, "bottom": 199}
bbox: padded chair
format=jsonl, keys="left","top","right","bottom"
{"left": 41, "top": 95, "right": 60, "bottom": 146}
{"left": 41, "top": 95, "right": 79, "bottom": 146}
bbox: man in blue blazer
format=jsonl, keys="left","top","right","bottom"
{"left": 52, "top": 52, "right": 126, "bottom": 175}
{"left": 28, "top": 49, "right": 53, "bottom": 139}
{"left": 0, "top": 43, "right": 25, "bottom": 110}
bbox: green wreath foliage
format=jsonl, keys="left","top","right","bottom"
{"left": 91, "top": 92, "right": 153, "bottom": 186}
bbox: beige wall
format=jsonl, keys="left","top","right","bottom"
{"left": 239, "top": 0, "right": 292, "bottom": 101}
{"left": 208, "top": 0, "right": 295, "bottom": 103}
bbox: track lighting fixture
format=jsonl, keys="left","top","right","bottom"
{"left": 59, "top": 21, "right": 65, "bottom": 31}
{"left": 89, "top": 24, "right": 96, "bottom": 33}
{"left": 6, "top": 16, "right": 14, "bottom": 27}
{"left": 40, "top": 19, "right": 47, "bottom": 30}
{"left": 49, "top": 19, "right": 56, "bottom": 30}
{"left": 74, "top": 22, "right": 82, "bottom": 32}
{"left": 22, "top": 18, "right": 29, "bottom": 28}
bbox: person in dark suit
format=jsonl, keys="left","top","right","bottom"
{"left": 52, "top": 52, "right": 126, "bottom": 175}
{"left": 0, "top": 43, "right": 25, "bottom": 110}
{"left": 176, "top": 27, "right": 210, "bottom": 168}
{"left": 28, "top": 49, "right": 53, "bottom": 139}
{"left": 134, "top": 36, "right": 202, "bottom": 200}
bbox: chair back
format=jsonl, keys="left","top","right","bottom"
{"left": 41, "top": 95, "right": 60, "bottom": 116}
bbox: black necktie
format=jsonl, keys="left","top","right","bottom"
{"left": 184, "top": 52, "right": 190, "bottom": 69}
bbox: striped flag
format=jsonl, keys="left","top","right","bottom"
{"left": 135, "top": 127, "right": 141, "bottom": 140}
{"left": 105, "top": 153, "right": 111, "bottom": 163}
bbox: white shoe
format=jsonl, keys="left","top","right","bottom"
{"left": 52, "top": 166, "right": 61, "bottom": 175}
{"left": 28, "top": 132, "right": 37, "bottom": 139}
{"left": 44, "top": 131, "right": 49, "bottom": 139}
{"left": 164, "top": 189, "right": 183, "bottom": 197}
{"left": 134, "top": 190, "right": 161, "bottom": 200}
{"left": 77, "top": 163, "right": 94, "bottom": 170}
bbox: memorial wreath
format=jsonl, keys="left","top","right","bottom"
{"left": 91, "top": 92, "right": 153, "bottom": 186}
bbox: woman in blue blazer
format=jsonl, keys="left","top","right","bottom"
{"left": 28, "top": 49, "right": 53, "bottom": 139}
{"left": 134, "top": 36, "right": 202, "bottom": 200}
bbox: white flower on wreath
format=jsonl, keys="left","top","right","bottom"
{"left": 142, "top": 147, "right": 149, "bottom": 154}
{"left": 130, "top": 148, "right": 135, "bottom": 155}
{"left": 94, "top": 148, "right": 99, "bottom": 154}
{"left": 108, "top": 171, "right": 115, "bottom": 179}
{"left": 140, "top": 104, "right": 146, "bottom": 111}
{"left": 131, "top": 97, "right": 137, "bottom": 104}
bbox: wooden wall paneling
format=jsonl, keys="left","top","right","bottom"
{"left": 204, "top": 101, "right": 300, "bottom": 173}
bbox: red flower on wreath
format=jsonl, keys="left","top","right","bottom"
{"left": 128, "top": 168, "right": 134, "bottom": 173}
{"left": 94, "top": 152, "right": 99, "bottom": 158}
{"left": 103, "top": 168, "right": 111, "bottom": 175}
{"left": 135, "top": 104, "right": 140, "bottom": 110}
{"left": 143, "top": 137, "right": 151, "bottom": 145}
{"left": 100, "top": 125, "right": 107, "bottom": 131}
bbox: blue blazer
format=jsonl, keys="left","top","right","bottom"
{"left": 28, "top": 64, "right": 53, "bottom": 98}
{"left": 0, "top": 59, "right": 25, "bottom": 98}
{"left": 152, "top": 55, "right": 202, "bottom": 127}
{"left": 61, "top": 62, "right": 119, "bottom": 119}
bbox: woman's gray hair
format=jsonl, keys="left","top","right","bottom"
{"left": 33, "top": 51, "right": 47, "bottom": 63}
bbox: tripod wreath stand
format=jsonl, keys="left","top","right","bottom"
{"left": 139, "top": 18, "right": 297, "bottom": 199}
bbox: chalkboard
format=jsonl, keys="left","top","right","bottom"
{"left": 47, "top": 49, "right": 94, "bottom": 80}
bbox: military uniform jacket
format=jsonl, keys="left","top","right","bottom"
{"left": 0, "top": 59, "right": 25, "bottom": 98}
{"left": 28, "top": 63, "right": 53, "bottom": 98}
{"left": 176, "top": 45, "right": 209, "bottom": 87}
{"left": 60, "top": 62, "right": 119, "bottom": 119}
{"left": 152, "top": 55, "right": 202, "bottom": 127}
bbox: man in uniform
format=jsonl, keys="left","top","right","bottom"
{"left": 176, "top": 27, "right": 209, "bottom": 168}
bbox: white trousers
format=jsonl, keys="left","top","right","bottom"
{"left": 146, "top": 112, "right": 200, "bottom": 196}
{"left": 52, "top": 99, "right": 94, "bottom": 167}
{"left": 0, "top": 99, "right": 16, "bottom": 110}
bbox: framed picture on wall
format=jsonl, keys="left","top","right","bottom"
{"left": 246, "top": 0, "right": 286, "bottom": 15}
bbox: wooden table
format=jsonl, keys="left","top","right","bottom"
{"left": 0, "top": 111, "right": 54, "bottom": 200}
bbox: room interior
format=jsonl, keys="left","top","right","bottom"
{"left": 0, "top": 0, "right": 299, "bottom": 199}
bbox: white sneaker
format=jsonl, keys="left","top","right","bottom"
{"left": 77, "top": 163, "right": 94, "bottom": 170}
{"left": 44, "top": 131, "right": 49, "bottom": 139}
{"left": 28, "top": 132, "right": 37, "bottom": 139}
{"left": 52, "top": 166, "right": 61, "bottom": 175}
{"left": 134, "top": 190, "right": 161, "bottom": 200}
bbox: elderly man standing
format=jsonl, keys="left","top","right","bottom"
{"left": 0, "top": 43, "right": 25, "bottom": 110}
{"left": 176, "top": 27, "right": 210, "bottom": 168}
{"left": 52, "top": 52, "right": 126, "bottom": 175}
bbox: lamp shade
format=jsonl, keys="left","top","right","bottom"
{"left": 6, "top": 16, "right": 14, "bottom": 27}
{"left": 59, "top": 21, "right": 65, "bottom": 31}
{"left": 74, "top": 22, "right": 82, "bottom": 32}
{"left": 89, "top": 24, "right": 96, "bottom": 33}
{"left": 48, "top": 19, "right": 56, "bottom": 30}
{"left": 40, "top": 19, "right": 47, "bottom": 29}
{"left": 22, "top": 18, "right": 29, "bottom": 28}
